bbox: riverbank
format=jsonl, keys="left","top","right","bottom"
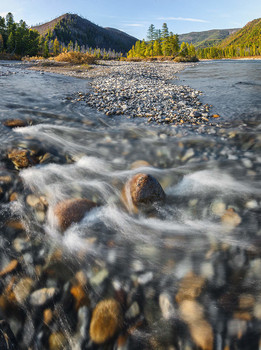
{"left": 30, "top": 60, "right": 218, "bottom": 126}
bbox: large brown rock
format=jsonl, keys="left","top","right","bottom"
{"left": 122, "top": 173, "right": 166, "bottom": 212}
{"left": 53, "top": 198, "right": 97, "bottom": 231}
{"left": 89, "top": 299, "right": 122, "bottom": 344}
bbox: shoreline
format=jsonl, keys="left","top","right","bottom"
{"left": 200, "top": 56, "right": 261, "bottom": 61}
{"left": 29, "top": 60, "right": 217, "bottom": 126}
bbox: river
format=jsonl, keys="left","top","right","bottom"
{"left": 0, "top": 60, "right": 260, "bottom": 350}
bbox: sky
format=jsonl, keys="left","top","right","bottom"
{"left": 0, "top": 0, "right": 261, "bottom": 39}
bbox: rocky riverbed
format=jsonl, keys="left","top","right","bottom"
{"left": 79, "top": 61, "right": 216, "bottom": 125}
{"left": 0, "top": 60, "right": 260, "bottom": 350}
{"left": 32, "top": 60, "right": 217, "bottom": 125}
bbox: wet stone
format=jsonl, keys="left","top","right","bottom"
{"left": 53, "top": 198, "right": 97, "bottom": 231}
{"left": 125, "top": 301, "right": 140, "bottom": 319}
{"left": 49, "top": 332, "right": 67, "bottom": 350}
{"left": 29, "top": 287, "right": 58, "bottom": 307}
{"left": 159, "top": 292, "right": 175, "bottom": 320}
{"left": 122, "top": 173, "right": 166, "bottom": 212}
{"left": 13, "top": 277, "right": 34, "bottom": 304}
{"left": 221, "top": 208, "right": 242, "bottom": 230}
{"left": 0, "top": 260, "right": 19, "bottom": 277}
{"left": 176, "top": 272, "right": 205, "bottom": 303}
{"left": 3, "top": 119, "right": 28, "bottom": 128}
{"left": 7, "top": 149, "right": 38, "bottom": 170}
{"left": 89, "top": 299, "right": 123, "bottom": 344}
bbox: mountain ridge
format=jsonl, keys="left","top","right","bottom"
{"left": 219, "top": 18, "right": 261, "bottom": 48}
{"left": 31, "top": 13, "right": 138, "bottom": 53}
{"left": 178, "top": 28, "right": 240, "bottom": 48}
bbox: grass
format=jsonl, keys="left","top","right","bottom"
{"left": 54, "top": 52, "right": 97, "bottom": 64}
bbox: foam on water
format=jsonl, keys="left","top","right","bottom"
{"left": 169, "top": 169, "right": 260, "bottom": 196}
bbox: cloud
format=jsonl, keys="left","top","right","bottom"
{"left": 158, "top": 17, "right": 209, "bottom": 23}
{"left": 123, "top": 23, "right": 145, "bottom": 27}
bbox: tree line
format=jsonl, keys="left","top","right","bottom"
{"left": 0, "top": 13, "right": 40, "bottom": 56}
{"left": 128, "top": 23, "right": 261, "bottom": 60}
{"left": 196, "top": 44, "right": 261, "bottom": 59}
{"left": 127, "top": 23, "right": 196, "bottom": 59}
{"left": 0, "top": 12, "right": 123, "bottom": 59}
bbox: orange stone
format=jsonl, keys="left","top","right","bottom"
{"left": 70, "top": 284, "right": 89, "bottom": 310}
{"left": 0, "top": 260, "right": 19, "bottom": 277}
{"left": 176, "top": 272, "right": 205, "bottom": 303}
{"left": 90, "top": 299, "right": 122, "bottom": 344}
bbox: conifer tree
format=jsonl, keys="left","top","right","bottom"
{"left": 147, "top": 24, "right": 156, "bottom": 42}
{"left": 53, "top": 38, "right": 60, "bottom": 56}
{"left": 134, "top": 40, "right": 141, "bottom": 57}
{"left": 7, "top": 32, "right": 15, "bottom": 53}
{"left": 0, "top": 34, "right": 3, "bottom": 52}
{"left": 140, "top": 40, "right": 146, "bottom": 57}
{"left": 179, "top": 42, "right": 188, "bottom": 56}
{"left": 43, "top": 40, "right": 49, "bottom": 58}
{"left": 161, "top": 23, "right": 169, "bottom": 39}
{"left": 153, "top": 40, "right": 162, "bottom": 56}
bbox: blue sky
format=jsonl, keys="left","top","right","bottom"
{"left": 0, "top": 0, "right": 261, "bottom": 39}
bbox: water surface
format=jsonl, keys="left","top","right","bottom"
{"left": 177, "top": 59, "right": 261, "bottom": 120}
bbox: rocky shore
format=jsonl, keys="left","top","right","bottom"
{"left": 31, "top": 60, "right": 218, "bottom": 126}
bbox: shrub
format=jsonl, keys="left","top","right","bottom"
{"left": 126, "top": 57, "right": 142, "bottom": 62}
{"left": 22, "top": 55, "right": 45, "bottom": 61}
{"left": 54, "top": 52, "right": 97, "bottom": 65}
{"left": 173, "top": 55, "right": 199, "bottom": 63}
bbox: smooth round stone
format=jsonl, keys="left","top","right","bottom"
{"left": 221, "top": 208, "right": 242, "bottom": 229}
{"left": 122, "top": 173, "right": 166, "bottom": 212}
{"left": 49, "top": 332, "right": 67, "bottom": 350}
{"left": 125, "top": 301, "right": 140, "bottom": 319}
{"left": 211, "top": 201, "right": 226, "bottom": 217}
{"left": 159, "top": 293, "right": 175, "bottom": 320}
{"left": 13, "top": 278, "right": 34, "bottom": 304}
{"left": 29, "top": 287, "right": 57, "bottom": 306}
{"left": 53, "top": 198, "right": 97, "bottom": 231}
{"left": 179, "top": 300, "right": 205, "bottom": 323}
{"left": 89, "top": 299, "right": 122, "bottom": 344}
{"left": 26, "top": 194, "right": 42, "bottom": 209}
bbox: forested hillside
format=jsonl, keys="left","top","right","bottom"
{"left": 179, "top": 28, "right": 239, "bottom": 48}
{"left": 32, "top": 13, "right": 137, "bottom": 53}
{"left": 219, "top": 18, "right": 261, "bottom": 48}
{"left": 197, "top": 18, "right": 261, "bottom": 59}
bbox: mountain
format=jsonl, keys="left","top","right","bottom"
{"left": 179, "top": 28, "right": 239, "bottom": 48}
{"left": 31, "top": 13, "right": 138, "bottom": 53}
{"left": 219, "top": 18, "right": 261, "bottom": 48}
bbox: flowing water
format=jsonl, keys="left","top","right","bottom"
{"left": 0, "top": 60, "right": 260, "bottom": 350}
{"left": 177, "top": 59, "right": 261, "bottom": 120}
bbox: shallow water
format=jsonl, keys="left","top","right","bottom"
{"left": 0, "top": 60, "right": 260, "bottom": 350}
{"left": 177, "top": 60, "right": 261, "bottom": 120}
